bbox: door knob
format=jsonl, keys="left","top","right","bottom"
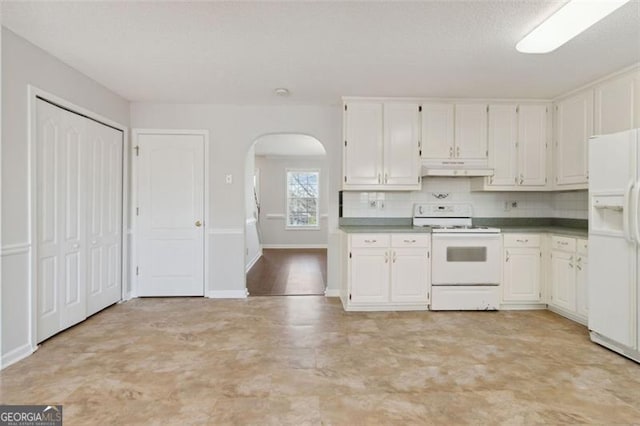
{"left": 195, "top": 220, "right": 202, "bottom": 227}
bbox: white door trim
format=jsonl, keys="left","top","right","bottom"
{"left": 131, "top": 129, "right": 210, "bottom": 298}
{"left": 27, "top": 85, "right": 129, "bottom": 353}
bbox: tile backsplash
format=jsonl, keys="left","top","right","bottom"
{"left": 342, "top": 177, "right": 588, "bottom": 220}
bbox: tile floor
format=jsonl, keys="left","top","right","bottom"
{"left": 1, "top": 296, "right": 640, "bottom": 425}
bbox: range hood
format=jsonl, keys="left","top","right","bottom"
{"left": 421, "top": 159, "right": 494, "bottom": 177}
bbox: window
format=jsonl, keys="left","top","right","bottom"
{"left": 286, "top": 170, "right": 319, "bottom": 228}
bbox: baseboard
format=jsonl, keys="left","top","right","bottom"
{"left": 324, "top": 288, "right": 340, "bottom": 297}
{"left": 547, "top": 305, "right": 588, "bottom": 326}
{"left": 1, "top": 343, "right": 34, "bottom": 370}
{"left": 245, "top": 251, "right": 262, "bottom": 273}
{"left": 207, "top": 289, "right": 248, "bottom": 299}
{"left": 261, "top": 244, "right": 327, "bottom": 249}
{"left": 500, "top": 303, "right": 548, "bottom": 311}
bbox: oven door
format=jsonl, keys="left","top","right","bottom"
{"left": 431, "top": 233, "right": 502, "bottom": 285}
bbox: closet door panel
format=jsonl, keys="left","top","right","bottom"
{"left": 36, "top": 100, "right": 88, "bottom": 341}
{"left": 86, "top": 120, "right": 123, "bottom": 316}
{"left": 59, "top": 112, "right": 87, "bottom": 330}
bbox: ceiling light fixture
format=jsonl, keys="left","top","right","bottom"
{"left": 274, "top": 88, "right": 290, "bottom": 97}
{"left": 516, "top": 0, "right": 631, "bottom": 54}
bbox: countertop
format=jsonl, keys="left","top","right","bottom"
{"left": 339, "top": 225, "right": 432, "bottom": 234}
{"left": 498, "top": 226, "right": 588, "bottom": 238}
{"left": 338, "top": 217, "right": 588, "bottom": 237}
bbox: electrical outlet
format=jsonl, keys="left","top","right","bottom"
{"left": 225, "top": 174, "right": 233, "bottom": 184}
{"left": 504, "top": 201, "right": 511, "bottom": 212}
{"left": 510, "top": 201, "right": 518, "bottom": 209}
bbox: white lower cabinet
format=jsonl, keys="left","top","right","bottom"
{"left": 350, "top": 247, "right": 390, "bottom": 304}
{"left": 391, "top": 247, "right": 430, "bottom": 303}
{"left": 549, "top": 236, "right": 588, "bottom": 323}
{"left": 343, "top": 233, "right": 430, "bottom": 310}
{"left": 502, "top": 234, "right": 543, "bottom": 307}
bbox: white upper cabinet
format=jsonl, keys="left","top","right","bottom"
{"left": 421, "top": 103, "right": 454, "bottom": 160}
{"left": 343, "top": 102, "right": 383, "bottom": 186}
{"left": 343, "top": 101, "right": 420, "bottom": 190}
{"left": 473, "top": 103, "right": 548, "bottom": 191}
{"left": 455, "top": 104, "right": 488, "bottom": 160}
{"left": 555, "top": 90, "right": 593, "bottom": 187}
{"left": 518, "top": 105, "right": 548, "bottom": 186}
{"left": 487, "top": 104, "right": 518, "bottom": 186}
{"left": 384, "top": 103, "right": 421, "bottom": 186}
{"left": 595, "top": 71, "right": 640, "bottom": 135}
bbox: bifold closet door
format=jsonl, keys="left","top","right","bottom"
{"left": 36, "top": 100, "right": 89, "bottom": 342}
{"left": 36, "top": 99, "right": 123, "bottom": 343}
{"left": 86, "top": 119, "right": 123, "bottom": 316}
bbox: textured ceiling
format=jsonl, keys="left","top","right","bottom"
{"left": 254, "top": 134, "right": 326, "bottom": 157}
{"left": 2, "top": 1, "right": 639, "bottom": 104}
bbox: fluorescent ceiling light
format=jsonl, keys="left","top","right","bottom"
{"left": 516, "top": 0, "right": 631, "bottom": 53}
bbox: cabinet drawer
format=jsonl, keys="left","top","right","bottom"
{"left": 350, "top": 234, "right": 390, "bottom": 248}
{"left": 503, "top": 234, "right": 541, "bottom": 248}
{"left": 551, "top": 236, "right": 576, "bottom": 252}
{"left": 391, "top": 234, "right": 430, "bottom": 247}
{"left": 577, "top": 238, "right": 588, "bottom": 255}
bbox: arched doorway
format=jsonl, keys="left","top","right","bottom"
{"left": 244, "top": 133, "right": 328, "bottom": 296}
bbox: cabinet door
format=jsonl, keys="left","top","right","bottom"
{"left": 454, "top": 104, "right": 488, "bottom": 160}
{"left": 421, "top": 103, "right": 454, "bottom": 160}
{"left": 555, "top": 91, "right": 592, "bottom": 186}
{"left": 550, "top": 250, "right": 577, "bottom": 312}
{"left": 384, "top": 103, "right": 421, "bottom": 186}
{"left": 595, "top": 72, "right": 639, "bottom": 134}
{"left": 576, "top": 254, "right": 588, "bottom": 318}
{"left": 503, "top": 247, "right": 541, "bottom": 303}
{"left": 518, "top": 105, "right": 548, "bottom": 186}
{"left": 390, "top": 247, "right": 429, "bottom": 303}
{"left": 349, "top": 248, "right": 389, "bottom": 304}
{"left": 487, "top": 104, "right": 518, "bottom": 186}
{"left": 344, "top": 103, "right": 383, "bottom": 186}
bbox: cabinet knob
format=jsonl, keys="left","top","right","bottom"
{"left": 195, "top": 220, "right": 202, "bottom": 227}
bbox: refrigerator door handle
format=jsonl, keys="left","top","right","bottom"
{"left": 634, "top": 180, "right": 640, "bottom": 244}
{"left": 623, "top": 179, "right": 634, "bottom": 242}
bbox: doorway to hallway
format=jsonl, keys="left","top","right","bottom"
{"left": 246, "top": 248, "right": 327, "bottom": 296}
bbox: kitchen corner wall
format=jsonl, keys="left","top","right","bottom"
{"left": 342, "top": 177, "right": 588, "bottom": 220}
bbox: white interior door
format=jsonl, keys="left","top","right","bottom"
{"left": 86, "top": 119, "right": 123, "bottom": 316}
{"left": 137, "top": 133, "right": 205, "bottom": 296}
{"left": 37, "top": 100, "right": 88, "bottom": 341}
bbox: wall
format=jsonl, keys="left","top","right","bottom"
{"left": 1, "top": 28, "right": 130, "bottom": 366}
{"left": 129, "top": 103, "right": 342, "bottom": 297}
{"left": 255, "top": 155, "right": 329, "bottom": 247}
{"left": 342, "top": 178, "right": 588, "bottom": 220}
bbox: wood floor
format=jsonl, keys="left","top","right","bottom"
{"left": 2, "top": 297, "right": 640, "bottom": 424}
{"left": 247, "top": 249, "right": 327, "bottom": 296}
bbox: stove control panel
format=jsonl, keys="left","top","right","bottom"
{"left": 413, "top": 203, "right": 473, "bottom": 218}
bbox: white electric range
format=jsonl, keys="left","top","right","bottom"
{"left": 413, "top": 203, "right": 502, "bottom": 311}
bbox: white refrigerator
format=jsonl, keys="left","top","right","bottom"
{"left": 588, "top": 128, "right": 640, "bottom": 363}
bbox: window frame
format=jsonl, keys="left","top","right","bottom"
{"left": 285, "top": 168, "right": 321, "bottom": 230}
